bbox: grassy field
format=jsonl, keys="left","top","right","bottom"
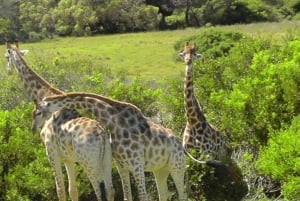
{"left": 3, "top": 20, "right": 300, "bottom": 81}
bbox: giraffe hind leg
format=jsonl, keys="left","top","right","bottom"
{"left": 46, "top": 147, "right": 66, "bottom": 201}
{"left": 115, "top": 165, "right": 133, "bottom": 201}
{"left": 169, "top": 152, "right": 187, "bottom": 201}
{"left": 64, "top": 162, "right": 78, "bottom": 201}
{"left": 153, "top": 167, "right": 173, "bottom": 201}
{"left": 130, "top": 165, "right": 149, "bottom": 201}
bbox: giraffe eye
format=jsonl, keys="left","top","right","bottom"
{"left": 35, "top": 111, "right": 42, "bottom": 116}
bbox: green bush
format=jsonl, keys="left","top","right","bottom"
{"left": 256, "top": 115, "right": 300, "bottom": 200}
{"left": 0, "top": 102, "right": 56, "bottom": 201}
{"left": 174, "top": 29, "right": 245, "bottom": 59}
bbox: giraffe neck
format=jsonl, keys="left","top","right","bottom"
{"left": 13, "top": 50, "right": 63, "bottom": 103}
{"left": 44, "top": 93, "right": 144, "bottom": 132}
{"left": 184, "top": 63, "right": 206, "bottom": 126}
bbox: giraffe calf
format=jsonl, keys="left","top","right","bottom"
{"left": 32, "top": 107, "right": 114, "bottom": 201}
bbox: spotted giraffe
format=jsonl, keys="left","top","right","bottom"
{"left": 5, "top": 41, "right": 114, "bottom": 201}
{"left": 178, "top": 42, "right": 231, "bottom": 160}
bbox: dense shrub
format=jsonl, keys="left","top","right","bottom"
{"left": 256, "top": 115, "right": 300, "bottom": 200}
{"left": 174, "top": 29, "right": 245, "bottom": 59}
{"left": 0, "top": 103, "right": 56, "bottom": 201}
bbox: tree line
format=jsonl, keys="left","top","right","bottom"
{"left": 1, "top": 0, "right": 300, "bottom": 42}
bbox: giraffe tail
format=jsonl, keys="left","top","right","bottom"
{"left": 100, "top": 181, "right": 107, "bottom": 201}
{"left": 183, "top": 148, "right": 207, "bottom": 164}
{"left": 205, "top": 160, "right": 228, "bottom": 169}
{"left": 183, "top": 148, "right": 227, "bottom": 169}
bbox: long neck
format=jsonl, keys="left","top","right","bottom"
{"left": 184, "top": 63, "right": 207, "bottom": 125}
{"left": 14, "top": 51, "right": 63, "bottom": 103}
{"left": 47, "top": 93, "right": 144, "bottom": 131}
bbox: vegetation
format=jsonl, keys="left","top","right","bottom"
{"left": 2, "top": 0, "right": 300, "bottom": 41}
{"left": 1, "top": 22, "right": 300, "bottom": 200}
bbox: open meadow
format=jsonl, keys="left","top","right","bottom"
{"left": 2, "top": 20, "right": 300, "bottom": 81}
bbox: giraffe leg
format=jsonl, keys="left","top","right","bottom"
{"left": 169, "top": 159, "right": 187, "bottom": 201}
{"left": 130, "top": 165, "right": 149, "bottom": 201}
{"left": 47, "top": 152, "right": 66, "bottom": 201}
{"left": 80, "top": 155, "right": 113, "bottom": 201}
{"left": 153, "top": 167, "right": 172, "bottom": 201}
{"left": 102, "top": 137, "right": 115, "bottom": 201}
{"left": 170, "top": 170, "right": 187, "bottom": 201}
{"left": 115, "top": 165, "right": 133, "bottom": 201}
{"left": 64, "top": 162, "right": 78, "bottom": 201}
{"left": 81, "top": 163, "right": 105, "bottom": 201}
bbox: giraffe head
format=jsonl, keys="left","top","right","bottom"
{"left": 31, "top": 100, "right": 53, "bottom": 134}
{"left": 5, "top": 40, "right": 29, "bottom": 74}
{"left": 178, "top": 42, "right": 202, "bottom": 65}
{"left": 32, "top": 96, "right": 69, "bottom": 133}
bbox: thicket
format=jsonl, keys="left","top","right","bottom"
{"left": 1, "top": 29, "right": 300, "bottom": 200}
{"left": 1, "top": 0, "right": 300, "bottom": 42}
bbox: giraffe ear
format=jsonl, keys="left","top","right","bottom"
{"left": 20, "top": 50, "right": 29, "bottom": 56}
{"left": 195, "top": 53, "right": 203, "bottom": 60}
{"left": 178, "top": 52, "right": 185, "bottom": 59}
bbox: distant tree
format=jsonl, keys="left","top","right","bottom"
{"left": 145, "top": 0, "right": 175, "bottom": 29}
{"left": 53, "top": 0, "right": 98, "bottom": 36}
{"left": 100, "top": 0, "right": 159, "bottom": 33}
{"left": 0, "top": 0, "right": 21, "bottom": 41}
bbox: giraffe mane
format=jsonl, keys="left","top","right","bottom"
{"left": 12, "top": 47, "right": 63, "bottom": 96}
{"left": 44, "top": 92, "right": 143, "bottom": 113}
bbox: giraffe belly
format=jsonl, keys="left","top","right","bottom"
{"left": 144, "top": 148, "right": 170, "bottom": 171}
{"left": 144, "top": 158, "right": 169, "bottom": 171}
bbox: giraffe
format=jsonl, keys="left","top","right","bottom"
{"left": 32, "top": 111, "right": 114, "bottom": 201}
{"left": 32, "top": 92, "right": 225, "bottom": 201}
{"left": 5, "top": 41, "right": 114, "bottom": 201}
{"left": 178, "top": 42, "right": 230, "bottom": 160}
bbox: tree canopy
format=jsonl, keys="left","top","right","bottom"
{"left": 1, "top": 0, "right": 300, "bottom": 42}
